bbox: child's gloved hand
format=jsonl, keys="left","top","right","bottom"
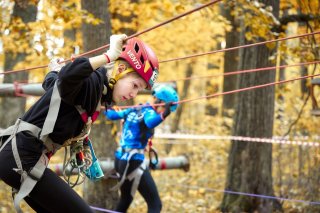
{"left": 48, "top": 58, "right": 65, "bottom": 72}
{"left": 106, "top": 34, "right": 127, "bottom": 63}
{"left": 162, "top": 102, "right": 173, "bottom": 119}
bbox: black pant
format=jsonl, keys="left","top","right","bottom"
{"left": 0, "top": 140, "right": 93, "bottom": 213}
{"left": 114, "top": 158, "right": 162, "bottom": 213}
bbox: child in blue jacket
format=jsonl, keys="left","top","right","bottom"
{"left": 105, "top": 85, "right": 179, "bottom": 213}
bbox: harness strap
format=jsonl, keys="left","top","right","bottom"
{"left": 62, "top": 103, "right": 101, "bottom": 146}
{"left": 0, "top": 119, "right": 48, "bottom": 213}
{"left": 0, "top": 119, "right": 41, "bottom": 152}
{"left": 127, "top": 160, "right": 147, "bottom": 197}
{"left": 0, "top": 82, "right": 60, "bottom": 212}
{"left": 110, "top": 149, "right": 140, "bottom": 192}
{"left": 42, "top": 137, "right": 61, "bottom": 153}
{"left": 111, "top": 148, "right": 146, "bottom": 197}
{"left": 0, "top": 79, "right": 101, "bottom": 212}
{"left": 40, "top": 81, "right": 61, "bottom": 142}
{"left": 13, "top": 152, "right": 48, "bottom": 213}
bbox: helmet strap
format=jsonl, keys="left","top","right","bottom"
{"left": 108, "top": 61, "right": 135, "bottom": 89}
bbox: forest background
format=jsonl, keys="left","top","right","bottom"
{"left": 0, "top": 0, "right": 320, "bottom": 212}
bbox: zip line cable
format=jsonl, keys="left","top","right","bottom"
{"left": 177, "top": 73, "right": 320, "bottom": 105}
{"left": 157, "top": 60, "right": 320, "bottom": 83}
{"left": 2, "top": 61, "right": 317, "bottom": 108}
{"left": 77, "top": 0, "right": 223, "bottom": 58}
{"left": 0, "top": 60, "right": 318, "bottom": 111}
{"left": 115, "top": 67, "right": 320, "bottom": 109}
{"left": 0, "top": 0, "right": 222, "bottom": 76}
{"left": 0, "top": 30, "right": 318, "bottom": 76}
{"left": 3, "top": 60, "right": 318, "bottom": 94}
{"left": 159, "top": 31, "right": 320, "bottom": 63}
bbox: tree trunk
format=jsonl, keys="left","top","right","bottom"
{"left": 80, "top": 0, "right": 119, "bottom": 209}
{"left": 300, "top": 65, "right": 308, "bottom": 98}
{"left": 0, "top": 0, "right": 39, "bottom": 128}
{"left": 221, "top": 3, "right": 239, "bottom": 114}
{"left": 63, "top": 1, "right": 77, "bottom": 57}
{"left": 81, "top": 0, "right": 111, "bottom": 56}
{"left": 113, "top": 0, "right": 138, "bottom": 35}
{"left": 165, "top": 63, "right": 192, "bottom": 154}
{"left": 220, "top": 1, "right": 282, "bottom": 212}
{"left": 305, "top": 148, "right": 320, "bottom": 212}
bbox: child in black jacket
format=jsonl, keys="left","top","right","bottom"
{"left": 0, "top": 34, "right": 159, "bottom": 213}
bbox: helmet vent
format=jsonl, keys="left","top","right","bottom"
{"left": 134, "top": 43, "right": 140, "bottom": 53}
{"left": 140, "top": 55, "right": 145, "bottom": 64}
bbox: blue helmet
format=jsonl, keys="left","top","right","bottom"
{"left": 152, "top": 85, "right": 179, "bottom": 112}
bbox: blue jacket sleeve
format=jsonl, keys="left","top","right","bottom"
{"left": 144, "top": 108, "right": 163, "bottom": 129}
{"left": 104, "top": 108, "right": 132, "bottom": 120}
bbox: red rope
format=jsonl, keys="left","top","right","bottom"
{"left": 159, "top": 31, "right": 320, "bottom": 63}
{"left": 0, "top": 0, "right": 221, "bottom": 75}
{"left": 74, "top": 0, "right": 222, "bottom": 58}
{"left": 2, "top": 60, "right": 318, "bottom": 100}
{"left": 158, "top": 60, "right": 320, "bottom": 82}
{"left": 1, "top": 31, "right": 317, "bottom": 76}
{"left": 113, "top": 69, "right": 320, "bottom": 109}
{"left": 127, "top": 0, "right": 222, "bottom": 39}
{"left": 178, "top": 73, "right": 320, "bottom": 105}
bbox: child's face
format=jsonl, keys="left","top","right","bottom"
{"left": 112, "top": 74, "right": 147, "bottom": 103}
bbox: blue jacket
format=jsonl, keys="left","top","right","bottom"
{"left": 105, "top": 104, "right": 163, "bottom": 160}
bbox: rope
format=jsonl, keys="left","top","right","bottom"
{"left": 2, "top": 60, "right": 318, "bottom": 110}
{"left": 159, "top": 31, "right": 320, "bottom": 63}
{"left": 174, "top": 184, "right": 320, "bottom": 206}
{"left": 0, "top": 30, "right": 317, "bottom": 76}
{"left": 154, "top": 133, "right": 320, "bottom": 147}
{"left": 114, "top": 71, "right": 320, "bottom": 109}
{"left": 157, "top": 60, "right": 320, "bottom": 83}
{"left": 90, "top": 206, "right": 122, "bottom": 213}
{"left": 0, "top": 0, "right": 221, "bottom": 75}
{"left": 177, "top": 72, "right": 320, "bottom": 105}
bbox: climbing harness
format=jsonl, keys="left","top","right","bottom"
{"left": 111, "top": 148, "right": 147, "bottom": 198}
{"left": 0, "top": 81, "right": 103, "bottom": 212}
{"left": 111, "top": 141, "right": 159, "bottom": 197}
{"left": 0, "top": 82, "right": 62, "bottom": 213}
{"left": 148, "top": 138, "right": 158, "bottom": 170}
{"left": 61, "top": 101, "right": 105, "bottom": 187}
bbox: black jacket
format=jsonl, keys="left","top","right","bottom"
{"left": 21, "top": 57, "right": 110, "bottom": 145}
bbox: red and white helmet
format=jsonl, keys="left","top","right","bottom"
{"left": 119, "top": 37, "right": 159, "bottom": 89}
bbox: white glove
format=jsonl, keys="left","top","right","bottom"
{"left": 48, "top": 58, "right": 65, "bottom": 72}
{"left": 106, "top": 34, "right": 127, "bottom": 62}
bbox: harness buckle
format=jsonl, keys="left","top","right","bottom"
{"left": 27, "top": 169, "right": 43, "bottom": 181}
